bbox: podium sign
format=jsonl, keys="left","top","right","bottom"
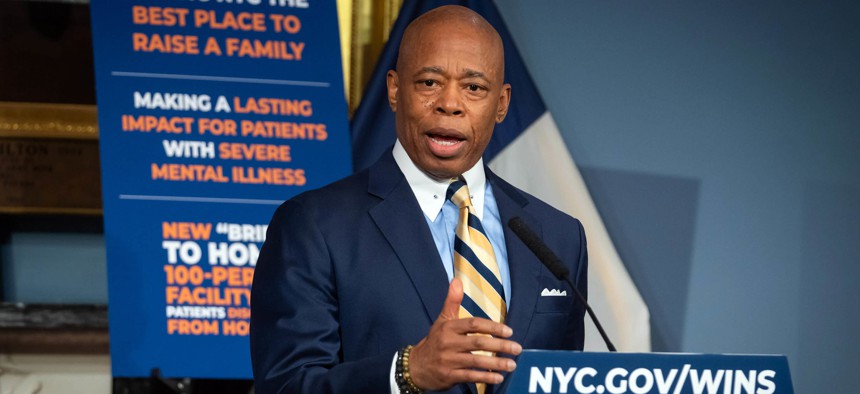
{"left": 507, "top": 350, "right": 793, "bottom": 394}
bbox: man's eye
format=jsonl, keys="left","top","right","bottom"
{"left": 467, "top": 84, "right": 481, "bottom": 91}
{"left": 423, "top": 80, "right": 436, "bottom": 87}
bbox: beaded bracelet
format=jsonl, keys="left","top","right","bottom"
{"left": 395, "top": 345, "right": 425, "bottom": 394}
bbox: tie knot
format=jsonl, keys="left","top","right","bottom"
{"left": 446, "top": 179, "right": 472, "bottom": 209}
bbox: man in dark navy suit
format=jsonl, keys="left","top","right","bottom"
{"left": 251, "top": 5, "right": 587, "bottom": 394}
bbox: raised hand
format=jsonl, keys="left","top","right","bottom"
{"left": 408, "top": 278, "right": 522, "bottom": 391}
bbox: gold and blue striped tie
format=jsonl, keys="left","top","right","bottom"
{"left": 447, "top": 180, "right": 507, "bottom": 325}
{"left": 448, "top": 180, "right": 506, "bottom": 394}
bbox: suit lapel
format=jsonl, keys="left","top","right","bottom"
{"left": 487, "top": 169, "right": 543, "bottom": 348}
{"left": 486, "top": 170, "right": 545, "bottom": 394}
{"left": 368, "top": 152, "right": 450, "bottom": 323}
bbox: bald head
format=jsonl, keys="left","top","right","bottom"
{"left": 396, "top": 5, "right": 505, "bottom": 79}
{"left": 386, "top": 5, "right": 511, "bottom": 179}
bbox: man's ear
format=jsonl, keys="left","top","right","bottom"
{"left": 496, "top": 83, "right": 512, "bottom": 123}
{"left": 386, "top": 70, "right": 399, "bottom": 112}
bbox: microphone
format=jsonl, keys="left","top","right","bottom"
{"left": 508, "top": 217, "right": 617, "bottom": 352}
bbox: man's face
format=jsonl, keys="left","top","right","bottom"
{"left": 387, "top": 21, "right": 511, "bottom": 179}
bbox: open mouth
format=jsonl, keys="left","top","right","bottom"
{"left": 424, "top": 128, "right": 467, "bottom": 158}
{"left": 428, "top": 133, "right": 464, "bottom": 146}
{"left": 426, "top": 128, "right": 466, "bottom": 147}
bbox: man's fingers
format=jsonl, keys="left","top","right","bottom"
{"left": 445, "top": 369, "right": 506, "bottom": 385}
{"left": 447, "top": 335, "right": 522, "bottom": 356}
{"left": 417, "top": 280, "right": 522, "bottom": 390}
{"left": 449, "top": 352, "right": 517, "bottom": 372}
{"left": 448, "top": 317, "right": 513, "bottom": 338}
{"left": 438, "top": 278, "right": 464, "bottom": 320}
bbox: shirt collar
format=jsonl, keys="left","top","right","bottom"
{"left": 392, "top": 140, "right": 486, "bottom": 222}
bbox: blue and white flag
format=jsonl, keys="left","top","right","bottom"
{"left": 350, "top": 0, "right": 650, "bottom": 352}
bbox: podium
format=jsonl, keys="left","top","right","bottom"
{"left": 506, "top": 350, "right": 794, "bottom": 394}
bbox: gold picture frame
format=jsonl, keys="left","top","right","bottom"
{"left": 0, "top": 101, "right": 102, "bottom": 215}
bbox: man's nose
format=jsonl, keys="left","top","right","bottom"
{"left": 435, "top": 84, "right": 463, "bottom": 116}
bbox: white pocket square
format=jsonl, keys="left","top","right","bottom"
{"left": 541, "top": 288, "right": 567, "bottom": 296}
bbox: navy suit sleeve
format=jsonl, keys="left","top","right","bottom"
{"left": 572, "top": 219, "right": 588, "bottom": 349}
{"left": 575, "top": 220, "right": 588, "bottom": 299}
{"left": 250, "top": 199, "right": 392, "bottom": 394}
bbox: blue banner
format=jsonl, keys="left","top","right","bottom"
{"left": 90, "top": 0, "right": 351, "bottom": 378}
{"left": 508, "top": 351, "right": 794, "bottom": 394}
